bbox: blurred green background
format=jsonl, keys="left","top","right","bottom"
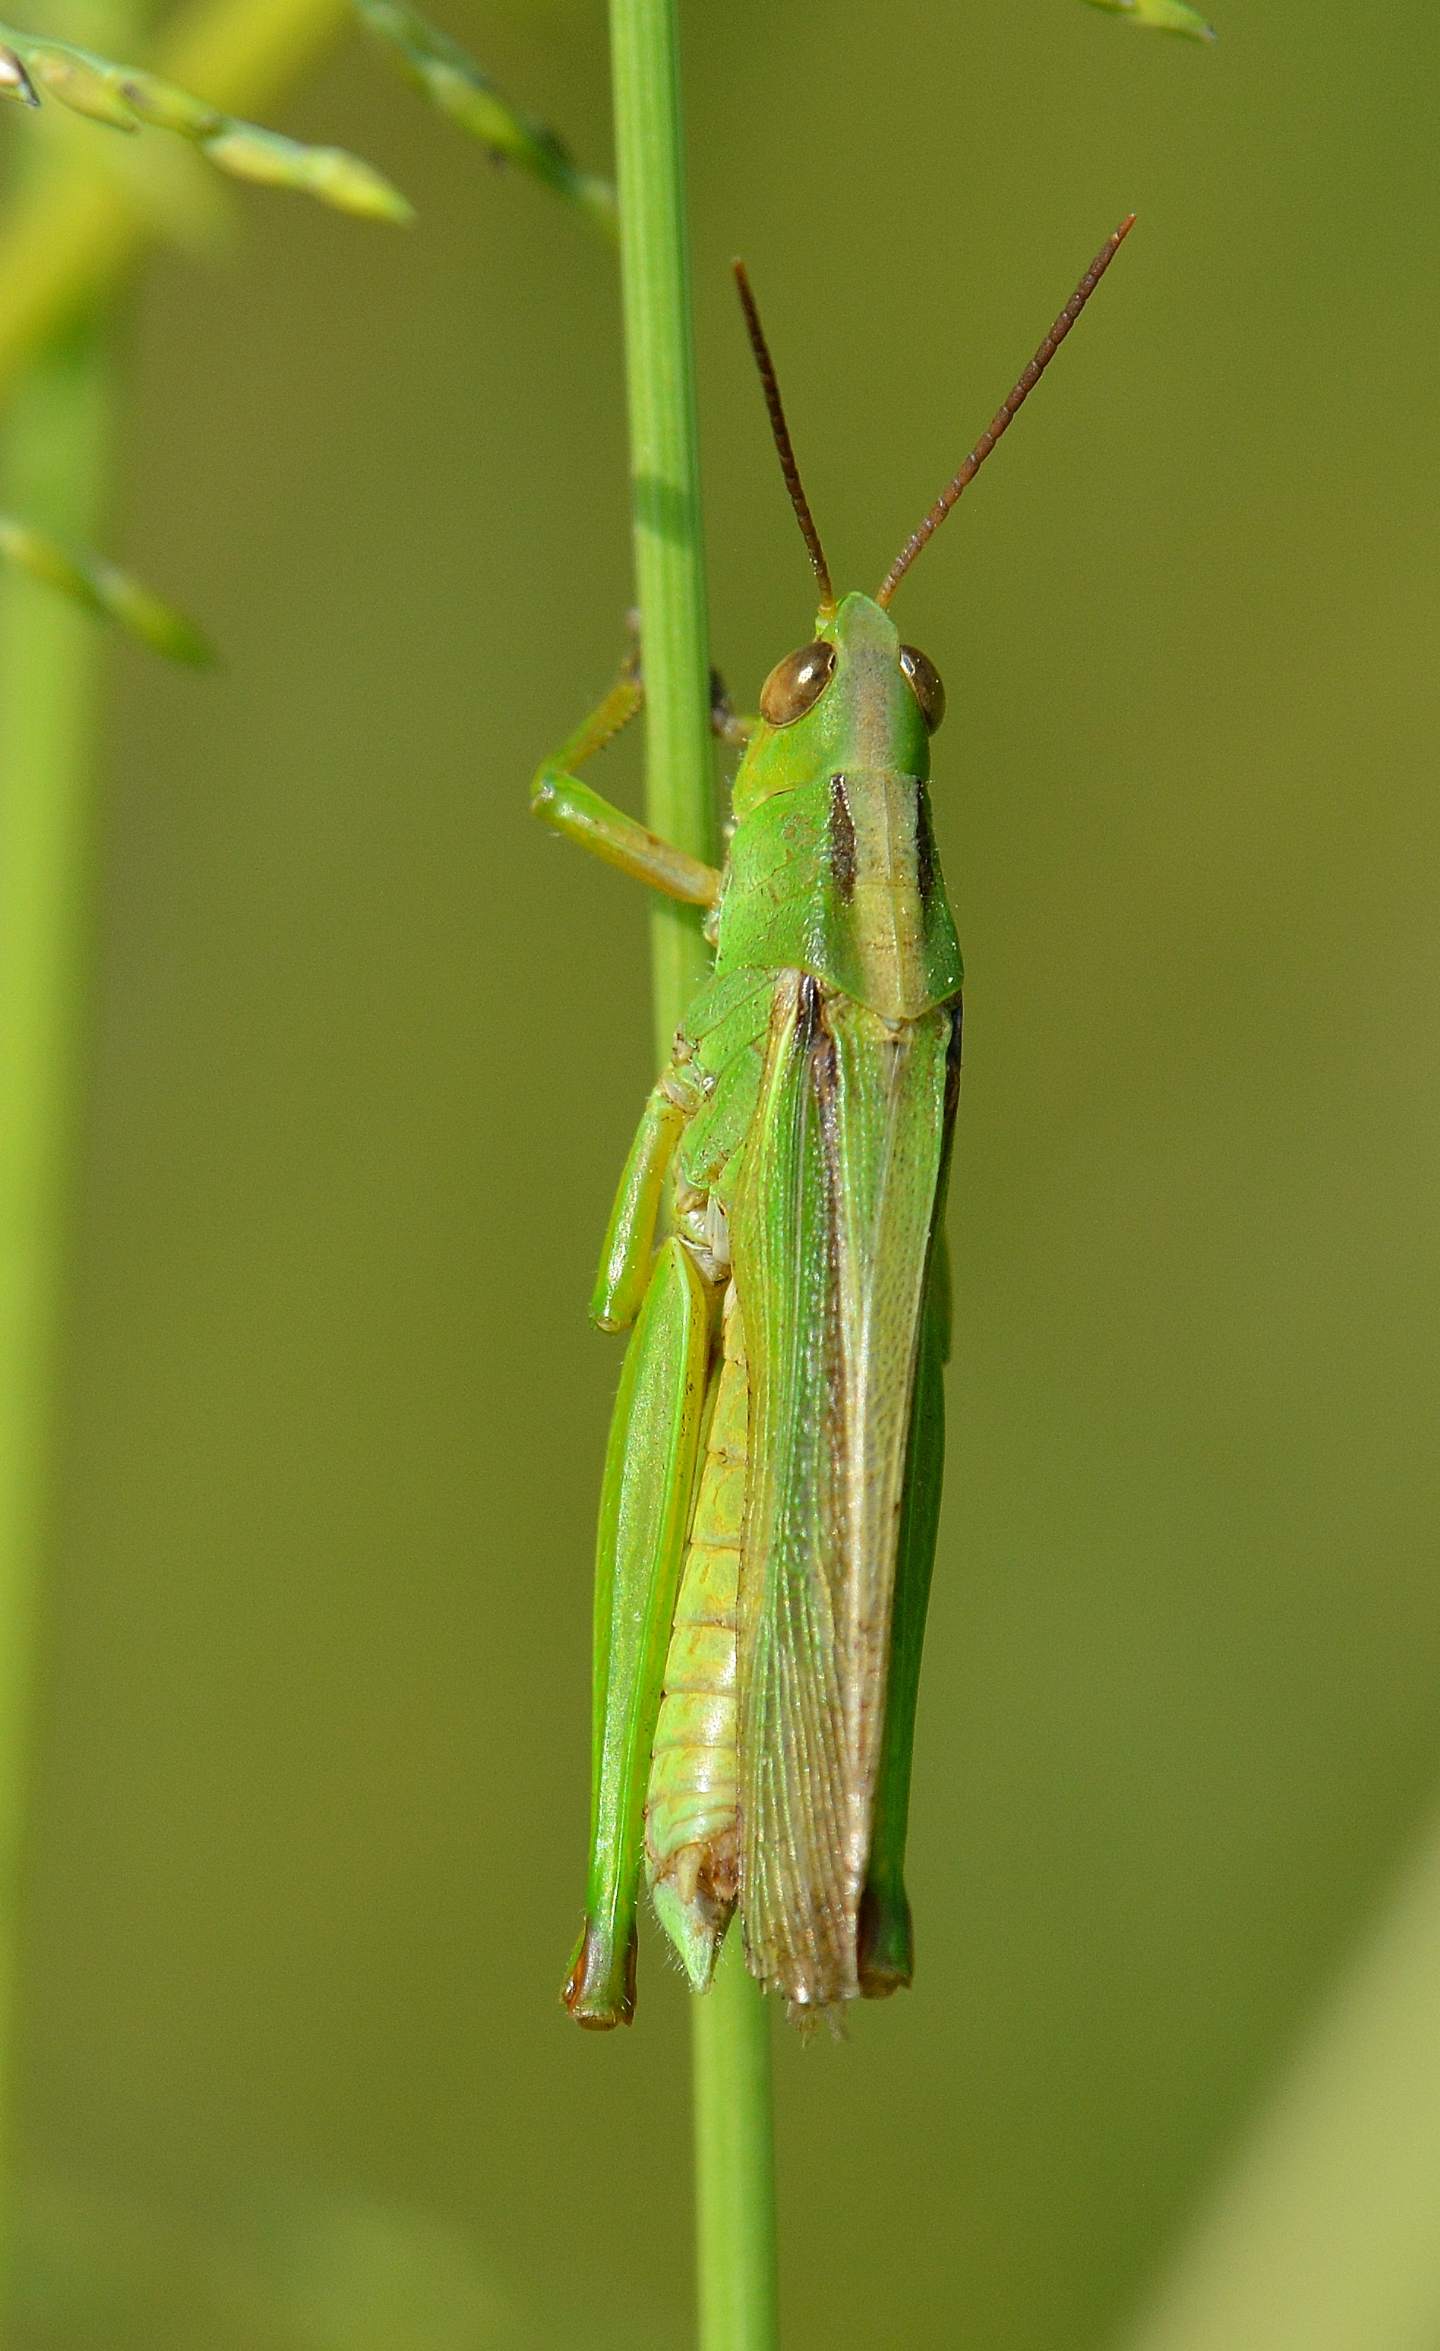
{"left": 6, "top": 0, "right": 1440, "bottom": 2343}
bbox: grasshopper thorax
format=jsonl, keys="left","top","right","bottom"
{"left": 732, "top": 593, "right": 941, "bottom": 821}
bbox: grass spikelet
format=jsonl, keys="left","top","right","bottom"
{"left": 0, "top": 515, "right": 216, "bottom": 665}
{"left": 112, "top": 68, "right": 221, "bottom": 137}
{"left": 355, "top": 0, "right": 616, "bottom": 237}
{"left": 0, "top": 40, "right": 38, "bottom": 101}
{"left": 27, "top": 43, "right": 138, "bottom": 125}
{"left": 200, "top": 122, "right": 413, "bottom": 219}
{"left": 0, "top": 16, "right": 413, "bottom": 217}
{"left": 1083, "top": 0, "right": 1217, "bottom": 41}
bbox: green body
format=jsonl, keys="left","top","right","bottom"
{"left": 535, "top": 216, "right": 1132, "bottom": 2027}
{"left": 543, "top": 591, "right": 961, "bottom": 2024}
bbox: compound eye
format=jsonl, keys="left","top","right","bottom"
{"left": 900, "top": 644, "right": 946, "bottom": 733}
{"left": 759, "top": 639, "right": 836, "bottom": 728}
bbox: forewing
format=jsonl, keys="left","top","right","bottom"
{"left": 735, "top": 975, "right": 958, "bottom": 2014}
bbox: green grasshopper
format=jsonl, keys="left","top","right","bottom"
{"left": 535, "top": 217, "right": 1134, "bottom": 2027}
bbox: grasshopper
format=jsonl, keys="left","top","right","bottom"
{"left": 535, "top": 217, "right": 1134, "bottom": 2026}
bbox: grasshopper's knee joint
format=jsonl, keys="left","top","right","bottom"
{"left": 562, "top": 1918, "right": 637, "bottom": 2029}
{"left": 857, "top": 1878, "right": 914, "bottom": 1998}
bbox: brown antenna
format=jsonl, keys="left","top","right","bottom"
{"left": 876, "top": 215, "right": 1136, "bottom": 610}
{"left": 733, "top": 260, "right": 837, "bottom": 620}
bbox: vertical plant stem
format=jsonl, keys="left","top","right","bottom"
{"left": 606, "top": 3, "right": 778, "bottom": 2345}
{"left": 0, "top": 0, "right": 132, "bottom": 2285}
{"left": 693, "top": 1934, "right": 778, "bottom": 2351}
{"left": 0, "top": 362, "right": 113, "bottom": 2294}
{"left": 607, "top": 0, "right": 717, "bottom": 1059}
{"left": 0, "top": 325, "right": 114, "bottom": 2301}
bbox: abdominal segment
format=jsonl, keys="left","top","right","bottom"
{"left": 644, "top": 1282, "right": 746, "bottom": 1989}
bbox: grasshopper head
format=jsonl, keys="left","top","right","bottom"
{"left": 729, "top": 220, "right": 1135, "bottom": 808}
{"left": 732, "top": 592, "right": 943, "bottom": 818}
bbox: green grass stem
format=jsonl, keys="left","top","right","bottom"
{"left": 693, "top": 1935, "right": 779, "bottom": 2351}
{"left": 607, "top": 0, "right": 717, "bottom": 1061}
{"left": 606, "top": 3, "right": 779, "bottom": 2343}
{"left": 0, "top": 239, "right": 118, "bottom": 2346}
